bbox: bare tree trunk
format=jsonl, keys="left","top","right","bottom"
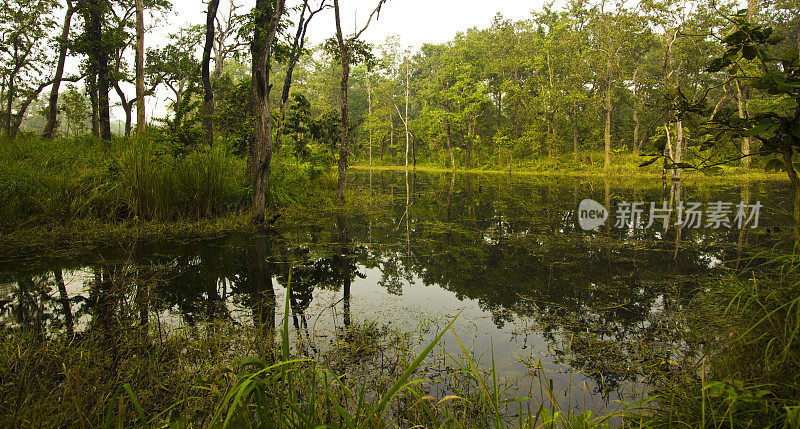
{"left": 465, "top": 120, "right": 473, "bottom": 169}
{"left": 403, "top": 57, "right": 409, "bottom": 168}
{"left": 631, "top": 67, "right": 640, "bottom": 154}
{"left": 277, "top": 0, "right": 325, "bottom": 153}
{"left": 735, "top": 79, "right": 751, "bottom": 168}
{"left": 5, "top": 73, "right": 13, "bottom": 136}
{"left": 87, "top": 0, "right": 112, "bottom": 141}
{"left": 571, "top": 103, "right": 579, "bottom": 163}
{"left": 367, "top": 73, "right": 372, "bottom": 168}
{"left": 135, "top": 0, "right": 146, "bottom": 135}
{"left": 249, "top": 0, "right": 285, "bottom": 222}
{"left": 334, "top": 0, "right": 350, "bottom": 201}
{"left": 88, "top": 72, "right": 99, "bottom": 137}
{"left": 603, "top": 59, "right": 612, "bottom": 173}
{"left": 633, "top": 104, "right": 641, "bottom": 154}
{"left": 202, "top": 0, "right": 220, "bottom": 146}
{"left": 782, "top": 142, "right": 800, "bottom": 241}
{"left": 674, "top": 120, "right": 683, "bottom": 180}
{"left": 333, "top": 0, "right": 387, "bottom": 201}
{"left": 446, "top": 122, "right": 455, "bottom": 172}
{"left": 113, "top": 82, "right": 133, "bottom": 136}
{"left": 42, "top": 1, "right": 77, "bottom": 139}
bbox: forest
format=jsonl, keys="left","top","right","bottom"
{"left": 1, "top": 0, "right": 800, "bottom": 427}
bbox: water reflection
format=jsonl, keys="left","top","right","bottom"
{"left": 0, "top": 172, "right": 792, "bottom": 411}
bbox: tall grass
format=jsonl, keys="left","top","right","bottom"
{"left": 0, "top": 135, "right": 257, "bottom": 226}
{"left": 638, "top": 249, "right": 800, "bottom": 427}
{"left": 117, "top": 138, "right": 247, "bottom": 220}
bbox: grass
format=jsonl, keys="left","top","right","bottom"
{"left": 4, "top": 248, "right": 798, "bottom": 427}
{"left": 0, "top": 134, "right": 392, "bottom": 261}
{"left": 355, "top": 149, "right": 788, "bottom": 182}
{"left": 635, "top": 248, "right": 800, "bottom": 428}
{"left": 0, "top": 134, "right": 347, "bottom": 229}
{"left": 0, "top": 266, "right": 620, "bottom": 428}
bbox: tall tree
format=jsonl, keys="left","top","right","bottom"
{"left": 83, "top": 0, "right": 112, "bottom": 140}
{"left": 332, "top": 0, "right": 388, "bottom": 201}
{"left": 276, "top": 0, "right": 327, "bottom": 152}
{"left": 135, "top": 0, "right": 146, "bottom": 134}
{"left": 42, "top": 0, "right": 81, "bottom": 139}
{"left": 249, "top": 0, "right": 286, "bottom": 221}
{"left": 202, "top": 0, "right": 220, "bottom": 146}
{"left": 0, "top": 0, "right": 58, "bottom": 138}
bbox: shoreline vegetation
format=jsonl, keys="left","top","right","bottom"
{"left": 1, "top": 0, "right": 799, "bottom": 423}
{"left": 2, "top": 251, "right": 799, "bottom": 427}
{"left": 2, "top": 136, "right": 799, "bottom": 427}
{"left": 0, "top": 135, "right": 786, "bottom": 261}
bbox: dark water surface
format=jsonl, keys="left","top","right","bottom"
{"left": 0, "top": 171, "right": 792, "bottom": 417}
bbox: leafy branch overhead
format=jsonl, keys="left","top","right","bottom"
{"left": 642, "top": 9, "right": 800, "bottom": 179}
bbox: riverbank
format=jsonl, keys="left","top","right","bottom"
{"left": 354, "top": 150, "right": 788, "bottom": 182}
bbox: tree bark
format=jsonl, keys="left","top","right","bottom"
{"left": 87, "top": 0, "right": 112, "bottom": 141}
{"left": 334, "top": 0, "right": 350, "bottom": 201}
{"left": 403, "top": 57, "right": 409, "bottom": 168}
{"left": 674, "top": 120, "right": 683, "bottom": 180}
{"left": 367, "top": 73, "right": 372, "bottom": 168}
{"left": 603, "top": 59, "right": 612, "bottom": 172}
{"left": 446, "top": 122, "right": 455, "bottom": 172}
{"left": 249, "top": 0, "right": 285, "bottom": 222}
{"left": 113, "top": 81, "right": 134, "bottom": 136}
{"left": 42, "top": 1, "right": 77, "bottom": 139}
{"left": 202, "top": 0, "right": 219, "bottom": 146}
{"left": 571, "top": 103, "right": 579, "bottom": 163}
{"left": 135, "top": 0, "right": 146, "bottom": 135}
{"left": 277, "top": 0, "right": 325, "bottom": 152}
{"left": 631, "top": 67, "right": 640, "bottom": 154}
{"left": 88, "top": 71, "right": 99, "bottom": 137}
{"left": 333, "top": 0, "right": 387, "bottom": 201}
{"left": 735, "top": 79, "right": 751, "bottom": 168}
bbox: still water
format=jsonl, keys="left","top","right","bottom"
{"left": 0, "top": 171, "right": 792, "bottom": 416}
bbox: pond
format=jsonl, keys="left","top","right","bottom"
{"left": 0, "top": 170, "right": 792, "bottom": 418}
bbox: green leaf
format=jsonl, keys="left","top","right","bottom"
{"left": 707, "top": 57, "right": 730, "bottom": 72}
{"left": 122, "top": 384, "right": 146, "bottom": 424}
{"left": 744, "top": 121, "right": 771, "bottom": 137}
{"left": 723, "top": 30, "right": 745, "bottom": 46}
{"left": 359, "top": 314, "right": 460, "bottom": 428}
{"left": 742, "top": 45, "right": 757, "bottom": 60}
{"left": 767, "top": 35, "right": 785, "bottom": 45}
{"left": 724, "top": 47, "right": 741, "bottom": 58}
{"left": 792, "top": 124, "right": 800, "bottom": 139}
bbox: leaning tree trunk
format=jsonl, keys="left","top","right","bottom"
{"left": 42, "top": 1, "right": 76, "bottom": 139}
{"left": 113, "top": 82, "right": 133, "bottom": 136}
{"left": 783, "top": 143, "right": 800, "bottom": 241}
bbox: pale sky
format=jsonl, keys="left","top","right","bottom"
{"left": 166, "top": 0, "right": 547, "bottom": 48}
{"left": 105, "top": 0, "right": 556, "bottom": 125}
